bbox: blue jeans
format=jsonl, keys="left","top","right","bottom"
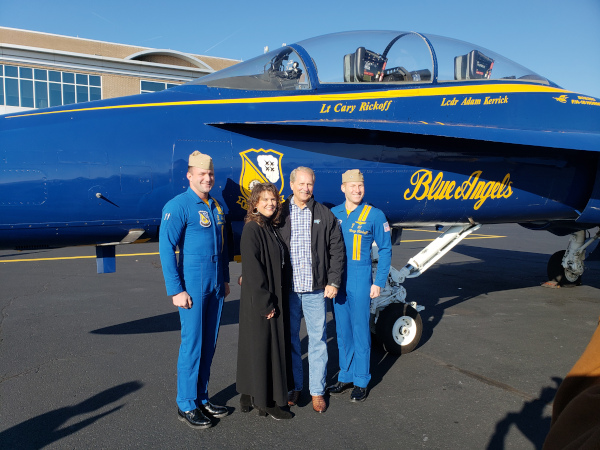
{"left": 289, "top": 290, "right": 328, "bottom": 396}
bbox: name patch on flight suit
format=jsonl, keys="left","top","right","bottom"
{"left": 214, "top": 201, "right": 225, "bottom": 226}
{"left": 199, "top": 211, "right": 211, "bottom": 227}
{"left": 212, "top": 199, "right": 227, "bottom": 253}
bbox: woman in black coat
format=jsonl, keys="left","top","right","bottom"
{"left": 236, "top": 182, "right": 293, "bottom": 420}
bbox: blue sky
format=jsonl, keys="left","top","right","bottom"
{"left": 1, "top": 0, "right": 599, "bottom": 97}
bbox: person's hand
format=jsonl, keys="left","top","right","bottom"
{"left": 324, "top": 285, "right": 338, "bottom": 299}
{"left": 237, "top": 276, "right": 242, "bottom": 286}
{"left": 173, "top": 291, "right": 192, "bottom": 309}
{"left": 370, "top": 285, "right": 381, "bottom": 299}
{"left": 265, "top": 308, "right": 275, "bottom": 319}
{"left": 224, "top": 282, "right": 230, "bottom": 298}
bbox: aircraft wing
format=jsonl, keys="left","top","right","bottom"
{"left": 213, "top": 119, "right": 600, "bottom": 153}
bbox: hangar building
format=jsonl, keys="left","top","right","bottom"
{"left": 0, "top": 26, "right": 240, "bottom": 115}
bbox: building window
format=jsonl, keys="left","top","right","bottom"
{"left": 0, "top": 66, "right": 4, "bottom": 106}
{"left": 0, "top": 64, "right": 102, "bottom": 109}
{"left": 140, "top": 80, "right": 178, "bottom": 93}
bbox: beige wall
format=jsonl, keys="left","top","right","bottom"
{"left": 0, "top": 27, "right": 239, "bottom": 71}
{"left": 1, "top": 28, "right": 149, "bottom": 59}
{"left": 1, "top": 27, "right": 241, "bottom": 111}
{"left": 103, "top": 74, "right": 141, "bottom": 99}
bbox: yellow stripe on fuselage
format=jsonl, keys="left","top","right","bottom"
{"left": 6, "top": 83, "right": 571, "bottom": 119}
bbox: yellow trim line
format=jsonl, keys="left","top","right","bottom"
{"left": 402, "top": 236, "right": 505, "bottom": 243}
{"left": 0, "top": 233, "right": 505, "bottom": 264}
{"left": 6, "top": 84, "right": 571, "bottom": 119}
{"left": 0, "top": 252, "right": 161, "bottom": 262}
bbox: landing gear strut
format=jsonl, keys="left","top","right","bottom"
{"left": 370, "top": 223, "right": 481, "bottom": 355}
{"left": 547, "top": 250, "right": 581, "bottom": 286}
{"left": 547, "top": 229, "right": 600, "bottom": 286}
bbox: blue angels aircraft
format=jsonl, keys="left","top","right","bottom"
{"left": 1, "top": 31, "right": 599, "bottom": 351}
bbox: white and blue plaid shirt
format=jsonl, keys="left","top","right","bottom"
{"left": 289, "top": 198, "right": 313, "bottom": 293}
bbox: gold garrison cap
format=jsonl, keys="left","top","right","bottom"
{"left": 342, "top": 169, "right": 364, "bottom": 183}
{"left": 188, "top": 151, "right": 214, "bottom": 170}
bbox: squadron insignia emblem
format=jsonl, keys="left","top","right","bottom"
{"left": 237, "top": 148, "right": 284, "bottom": 210}
{"left": 553, "top": 95, "right": 568, "bottom": 104}
{"left": 199, "top": 211, "right": 211, "bottom": 227}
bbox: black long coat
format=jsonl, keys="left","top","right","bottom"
{"left": 236, "top": 219, "right": 292, "bottom": 409}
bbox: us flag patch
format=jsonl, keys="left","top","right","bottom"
{"left": 383, "top": 222, "right": 390, "bottom": 232}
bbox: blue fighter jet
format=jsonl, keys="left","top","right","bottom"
{"left": 1, "top": 31, "right": 599, "bottom": 353}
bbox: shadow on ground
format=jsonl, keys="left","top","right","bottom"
{"left": 0, "top": 381, "right": 143, "bottom": 450}
{"left": 486, "top": 377, "right": 561, "bottom": 450}
{"left": 90, "top": 299, "right": 240, "bottom": 334}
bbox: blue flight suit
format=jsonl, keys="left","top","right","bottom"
{"left": 331, "top": 202, "right": 392, "bottom": 388}
{"left": 159, "top": 187, "right": 229, "bottom": 412}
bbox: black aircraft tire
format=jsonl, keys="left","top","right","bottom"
{"left": 547, "top": 250, "right": 582, "bottom": 286}
{"left": 376, "top": 303, "right": 422, "bottom": 355}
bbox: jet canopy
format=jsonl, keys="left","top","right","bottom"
{"left": 191, "top": 30, "right": 552, "bottom": 91}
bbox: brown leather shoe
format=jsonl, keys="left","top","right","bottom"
{"left": 312, "top": 395, "right": 326, "bottom": 413}
{"left": 287, "top": 390, "right": 300, "bottom": 406}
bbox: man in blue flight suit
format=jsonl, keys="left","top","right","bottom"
{"left": 328, "top": 169, "right": 392, "bottom": 402}
{"left": 159, "top": 151, "right": 230, "bottom": 429}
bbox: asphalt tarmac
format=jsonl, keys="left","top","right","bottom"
{"left": 1, "top": 224, "right": 598, "bottom": 449}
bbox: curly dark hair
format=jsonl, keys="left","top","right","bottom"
{"left": 244, "top": 183, "right": 282, "bottom": 226}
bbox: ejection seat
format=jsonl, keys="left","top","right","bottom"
{"left": 344, "top": 46, "right": 431, "bottom": 83}
{"left": 343, "top": 47, "right": 386, "bottom": 82}
{"left": 454, "top": 49, "right": 494, "bottom": 80}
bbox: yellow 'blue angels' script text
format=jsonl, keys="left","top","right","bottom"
{"left": 404, "top": 170, "right": 513, "bottom": 210}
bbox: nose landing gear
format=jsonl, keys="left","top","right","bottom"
{"left": 546, "top": 229, "right": 600, "bottom": 286}
{"left": 370, "top": 223, "right": 481, "bottom": 355}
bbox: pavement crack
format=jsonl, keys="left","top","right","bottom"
{"left": 418, "top": 352, "right": 535, "bottom": 401}
{"left": 0, "top": 357, "right": 69, "bottom": 384}
{"left": 0, "top": 283, "right": 50, "bottom": 350}
{"left": 0, "top": 296, "right": 17, "bottom": 342}
{"left": 0, "top": 352, "right": 116, "bottom": 385}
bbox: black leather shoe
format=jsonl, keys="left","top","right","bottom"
{"left": 177, "top": 408, "right": 212, "bottom": 429}
{"left": 350, "top": 386, "right": 367, "bottom": 402}
{"left": 327, "top": 381, "right": 353, "bottom": 395}
{"left": 240, "top": 394, "right": 253, "bottom": 413}
{"left": 201, "top": 401, "right": 228, "bottom": 418}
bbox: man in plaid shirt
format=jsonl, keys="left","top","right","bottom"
{"left": 279, "top": 167, "right": 345, "bottom": 414}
